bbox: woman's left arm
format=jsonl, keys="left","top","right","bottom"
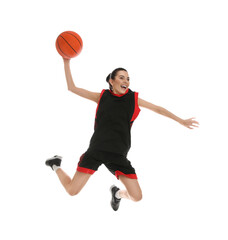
{"left": 138, "top": 98, "right": 199, "bottom": 129}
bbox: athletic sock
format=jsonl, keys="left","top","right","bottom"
{"left": 53, "top": 165, "right": 60, "bottom": 172}
{"left": 115, "top": 190, "right": 121, "bottom": 199}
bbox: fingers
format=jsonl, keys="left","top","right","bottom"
{"left": 184, "top": 117, "right": 199, "bottom": 129}
{"left": 191, "top": 117, "right": 199, "bottom": 124}
{"left": 192, "top": 120, "right": 199, "bottom": 126}
{"left": 190, "top": 118, "right": 200, "bottom": 128}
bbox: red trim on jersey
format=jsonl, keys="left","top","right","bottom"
{"left": 95, "top": 89, "right": 106, "bottom": 119}
{"left": 109, "top": 88, "right": 129, "bottom": 97}
{"left": 77, "top": 166, "right": 96, "bottom": 175}
{"left": 115, "top": 170, "right": 138, "bottom": 180}
{"left": 130, "top": 92, "right": 141, "bottom": 122}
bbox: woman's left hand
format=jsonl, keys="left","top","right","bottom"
{"left": 181, "top": 118, "right": 199, "bottom": 129}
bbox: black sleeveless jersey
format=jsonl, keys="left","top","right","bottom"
{"left": 87, "top": 89, "right": 140, "bottom": 156}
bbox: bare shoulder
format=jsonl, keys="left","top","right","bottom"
{"left": 138, "top": 98, "right": 152, "bottom": 108}
{"left": 138, "top": 97, "right": 159, "bottom": 111}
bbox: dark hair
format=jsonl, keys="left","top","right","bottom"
{"left": 106, "top": 67, "right": 128, "bottom": 91}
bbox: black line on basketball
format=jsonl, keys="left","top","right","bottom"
{"left": 65, "top": 32, "right": 82, "bottom": 48}
{"left": 60, "top": 35, "right": 78, "bottom": 55}
{"left": 57, "top": 39, "right": 71, "bottom": 58}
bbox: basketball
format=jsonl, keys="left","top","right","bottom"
{"left": 56, "top": 31, "right": 83, "bottom": 59}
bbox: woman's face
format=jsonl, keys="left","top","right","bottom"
{"left": 109, "top": 71, "right": 130, "bottom": 95}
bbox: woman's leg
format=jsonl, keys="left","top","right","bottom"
{"left": 118, "top": 175, "right": 143, "bottom": 202}
{"left": 56, "top": 169, "right": 92, "bottom": 196}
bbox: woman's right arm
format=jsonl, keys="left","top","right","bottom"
{"left": 63, "top": 59, "right": 100, "bottom": 103}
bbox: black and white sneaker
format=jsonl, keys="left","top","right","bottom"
{"left": 110, "top": 185, "right": 121, "bottom": 211}
{"left": 45, "top": 155, "right": 62, "bottom": 170}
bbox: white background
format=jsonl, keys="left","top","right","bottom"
{"left": 1, "top": 0, "right": 228, "bottom": 239}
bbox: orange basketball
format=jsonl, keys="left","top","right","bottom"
{"left": 56, "top": 31, "right": 83, "bottom": 59}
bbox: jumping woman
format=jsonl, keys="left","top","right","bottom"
{"left": 45, "top": 59, "right": 199, "bottom": 211}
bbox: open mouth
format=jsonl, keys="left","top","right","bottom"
{"left": 121, "top": 85, "right": 127, "bottom": 90}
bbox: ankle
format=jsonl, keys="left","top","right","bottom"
{"left": 119, "top": 190, "right": 131, "bottom": 200}
{"left": 53, "top": 165, "right": 60, "bottom": 172}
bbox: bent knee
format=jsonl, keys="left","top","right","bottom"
{"left": 67, "top": 187, "right": 81, "bottom": 196}
{"left": 131, "top": 192, "right": 143, "bottom": 202}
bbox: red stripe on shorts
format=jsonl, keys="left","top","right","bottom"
{"left": 77, "top": 166, "right": 96, "bottom": 175}
{"left": 115, "top": 170, "right": 138, "bottom": 180}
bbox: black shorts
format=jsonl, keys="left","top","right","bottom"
{"left": 77, "top": 150, "right": 137, "bottom": 179}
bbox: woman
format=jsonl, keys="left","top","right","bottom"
{"left": 45, "top": 59, "right": 199, "bottom": 211}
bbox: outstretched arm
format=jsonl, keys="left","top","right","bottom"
{"left": 138, "top": 98, "right": 199, "bottom": 129}
{"left": 63, "top": 59, "right": 100, "bottom": 103}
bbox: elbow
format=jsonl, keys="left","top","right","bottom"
{"left": 68, "top": 86, "right": 73, "bottom": 92}
{"left": 68, "top": 85, "right": 76, "bottom": 93}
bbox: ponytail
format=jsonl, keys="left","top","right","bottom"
{"left": 106, "top": 73, "right": 113, "bottom": 90}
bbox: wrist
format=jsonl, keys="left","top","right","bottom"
{"left": 178, "top": 118, "right": 184, "bottom": 125}
{"left": 63, "top": 58, "right": 70, "bottom": 64}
